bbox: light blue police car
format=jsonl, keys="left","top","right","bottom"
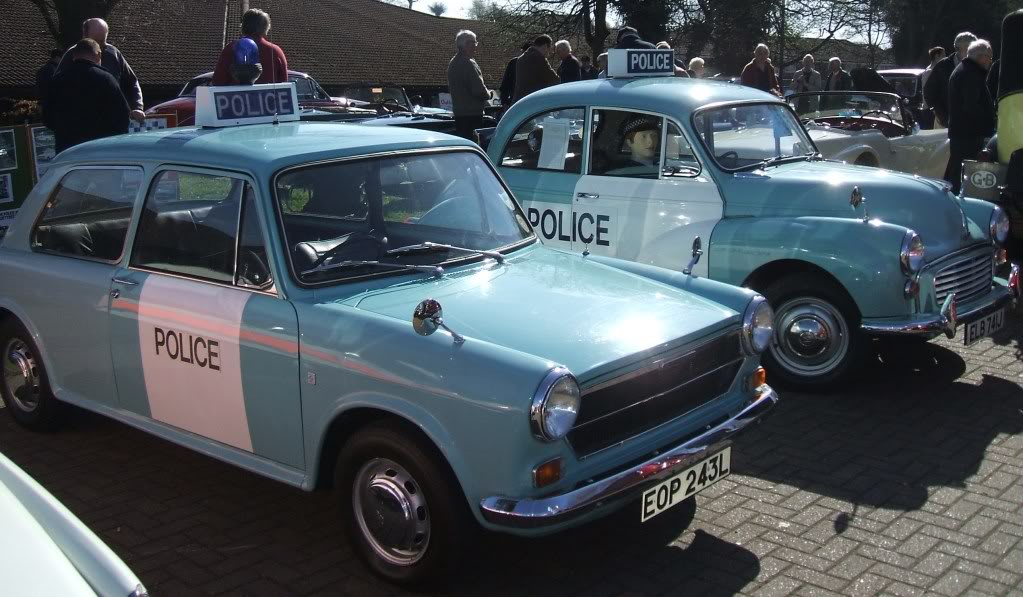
{"left": 487, "top": 49, "right": 1020, "bottom": 389}
{"left": 0, "top": 83, "right": 777, "bottom": 586}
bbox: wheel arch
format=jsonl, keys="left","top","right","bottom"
{"left": 312, "top": 406, "right": 462, "bottom": 497}
{"left": 741, "top": 259, "right": 862, "bottom": 319}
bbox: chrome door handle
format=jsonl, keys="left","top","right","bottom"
{"left": 577, "top": 192, "right": 600, "bottom": 199}
{"left": 111, "top": 277, "right": 138, "bottom": 286}
{"left": 110, "top": 289, "right": 120, "bottom": 299}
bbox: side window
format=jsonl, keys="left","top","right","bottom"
{"left": 663, "top": 122, "right": 701, "bottom": 178}
{"left": 500, "top": 108, "right": 585, "bottom": 173}
{"left": 236, "top": 185, "right": 273, "bottom": 290}
{"left": 31, "top": 168, "right": 142, "bottom": 261}
{"left": 589, "top": 110, "right": 663, "bottom": 179}
{"left": 132, "top": 170, "right": 244, "bottom": 284}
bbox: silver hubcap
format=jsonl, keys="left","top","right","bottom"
{"left": 771, "top": 297, "right": 850, "bottom": 378}
{"left": 2, "top": 339, "right": 41, "bottom": 412}
{"left": 353, "top": 458, "right": 430, "bottom": 566}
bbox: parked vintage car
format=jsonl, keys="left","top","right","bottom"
{"left": 786, "top": 90, "right": 949, "bottom": 177}
{"left": 0, "top": 451, "right": 147, "bottom": 595}
{"left": 145, "top": 70, "right": 372, "bottom": 125}
{"left": 878, "top": 68, "right": 927, "bottom": 119}
{"left": 487, "top": 74, "right": 1019, "bottom": 388}
{"left": 0, "top": 95, "right": 777, "bottom": 586}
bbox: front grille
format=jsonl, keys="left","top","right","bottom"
{"left": 567, "top": 331, "right": 743, "bottom": 457}
{"left": 933, "top": 252, "right": 993, "bottom": 305}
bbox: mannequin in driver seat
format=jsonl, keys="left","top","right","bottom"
{"left": 612, "top": 116, "right": 662, "bottom": 174}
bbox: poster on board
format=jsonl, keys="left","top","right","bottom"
{"left": 0, "top": 129, "right": 16, "bottom": 170}
{"left": 30, "top": 126, "right": 56, "bottom": 182}
{"left": 0, "top": 208, "right": 17, "bottom": 239}
{"left": 0, "top": 173, "right": 12, "bottom": 204}
{"left": 128, "top": 113, "right": 178, "bottom": 134}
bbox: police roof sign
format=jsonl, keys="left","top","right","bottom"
{"left": 607, "top": 49, "right": 675, "bottom": 78}
{"left": 195, "top": 83, "right": 300, "bottom": 127}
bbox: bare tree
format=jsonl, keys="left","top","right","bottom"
{"left": 428, "top": 1, "right": 447, "bottom": 16}
{"left": 24, "top": 0, "right": 122, "bottom": 48}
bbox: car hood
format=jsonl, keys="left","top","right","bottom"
{"left": 724, "top": 160, "right": 983, "bottom": 259}
{"left": 147, "top": 96, "right": 196, "bottom": 124}
{"left": 332, "top": 246, "right": 740, "bottom": 379}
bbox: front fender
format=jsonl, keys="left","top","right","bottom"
{"left": 709, "top": 216, "right": 912, "bottom": 317}
{"left": 829, "top": 142, "right": 882, "bottom": 166}
{"left": 960, "top": 196, "right": 998, "bottom": 243}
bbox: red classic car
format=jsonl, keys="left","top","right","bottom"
{"left": 146, "top": 70, "right": 371, "bottom": 125}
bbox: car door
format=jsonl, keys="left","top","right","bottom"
{"left": 887, "top": 102, "right": 950, "bottom": 179}
{"left": 572, "top": 108, "right": 722, "bottom": 277}
{"left": 19, "top": 166, "right": 144, "bottom": 410}
{"left": 108, "top": 168, "right": 304, "bottom": 469}
{"left": 496, "top": 107, "right": 586, "bottom": 250}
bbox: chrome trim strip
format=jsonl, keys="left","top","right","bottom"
{"left": 479, "top": 385, "right": 778, "bottom": 529}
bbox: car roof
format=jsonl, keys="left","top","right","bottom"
{"left": 54, "top": 122, "right": 476, "bottom": 174}
{"left": 191, "top": 69, "right": 311, "bottom": 81}
{"left": 510, "top": 77, "right": 783, "bottom": 117}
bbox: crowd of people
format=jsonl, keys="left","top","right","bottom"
{"left": 36, "top": 9, "right": 289, "bottom": 154}
{"left": 35, "top": 6, "right": 1003, "bottom": 194}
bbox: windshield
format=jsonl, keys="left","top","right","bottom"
{"left": 343, "top": 87, "right": 410, "bottom": 109}
{"left": 880, "top": 75, "right": 919, "bottom": 98}
{"left": 692, "top": 103, "right": 816, "bottom": 171}
{"left": 788, "top": 92, "right": 903, "bottom": 121}
{"left": 179, "top": 77, "right": 211, "bottom": 97}
{"left": 275, "top": 151, "right": 533, "bottom": 283}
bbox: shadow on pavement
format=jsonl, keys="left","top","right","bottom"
{"left": 443, "top": 498, "right": 760, "bottom": 596}
{"left": 735, "top": 336, "right": 1023, "bottom": 515}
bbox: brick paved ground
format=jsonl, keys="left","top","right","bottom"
{"left": 3, "top": 314, "right": 1023, "bottom": 596}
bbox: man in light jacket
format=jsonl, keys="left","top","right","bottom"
{"left": 447, "top": 29, "right": 490, "bottom": 140}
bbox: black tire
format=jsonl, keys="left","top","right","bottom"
{"left": 758, "top": 273, "right": 864, "bottom": 390}
{"left": 335, "top": 420, "right": 476, "bottom": 588}
{"left": 0, "top": 318, "right": 62, "bottom": 430}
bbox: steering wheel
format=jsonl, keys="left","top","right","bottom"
{"left": 858, "top": 109, "right": 896, "bottom": 125}
{"left": 238, "top": 249, "right": 272, "bottom": 288}
{"left": 312, "top": 231, "right": 388, "bottom": 268}
{"left": 373, "top": 98, "right": 408, "bottom": 114}
{"left": 717, "top": 151, "right": 739, "bottom": 169}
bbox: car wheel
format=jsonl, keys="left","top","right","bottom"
{"left": 759, "top": 274, "right": 863, "bottom": 390}
{"left": 335, "top": 420, "right": 475, "bottom": 587}
{"left": 0, "top": 319, "right": 62, "bottom": 430}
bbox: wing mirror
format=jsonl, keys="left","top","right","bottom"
{"left": 413, "top": 299, "right": 464, "bottom": 344}
{"left": 683, "top": 236, "right": 703, "bottom": 275}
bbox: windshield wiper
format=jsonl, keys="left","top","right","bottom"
{"left": 756, "top": 154, "right": 810, "bottom": 169}
{"left": 301, "top": 260, "right": 444, "bottom": 278}
{"left": 386, "top": 242, "right": 506, "bottom": 264}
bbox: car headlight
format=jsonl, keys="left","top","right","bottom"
{"left": 530, "top": 368, "right": 580, "bottom": 441}
{"left": 900, "top": 230, "right": 925, "bottom": 275}
{"left": 741, "top": 296, "right": 774, "bottom": 355}
{"left": 990, "top": 206, "right": 1010, "bottom": 245}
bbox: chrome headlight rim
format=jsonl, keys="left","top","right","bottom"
{"left": 530, "top": 367, "right": 580, "bottom": 442}
{"left": 900, "top": 229, "right": 925, "bottom": 275}
{"left": 990, "top": 206, "right": 1010, "bottom": 246}
{"left": 741, "top": 295, "right": 774, "bottom": 356}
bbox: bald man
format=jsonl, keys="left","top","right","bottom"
{"left": 57, "top": 18, "right": 144, "bottom": 122}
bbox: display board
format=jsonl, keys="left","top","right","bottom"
{"left": 0, "top": 126, "right": 34, "bottom": 239}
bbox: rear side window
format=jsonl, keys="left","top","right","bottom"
{"left": 500, "top": 108, "right": 585, "bottom": 173}
{"left": 31, "top": 168, "right": 143, "bottom": 261}
{"left": 132, "top": 171, "right": 246, "bottom": 284}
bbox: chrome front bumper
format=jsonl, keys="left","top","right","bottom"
{"left": 479, "top": 385, "right": 778, "bottom": 529}
{"left": 861, "top": 263, "right": 1020, "bottom": 338}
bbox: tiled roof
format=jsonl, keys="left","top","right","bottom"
{"left": 1, "top": 0, "right": 517, "bottom": 92}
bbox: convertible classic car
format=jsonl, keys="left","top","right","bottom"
{"left": 787, "top": 90, "right": 949, "bottom": 178}
{"left": 0, "top": 84, "right": 777, "bottom": 587}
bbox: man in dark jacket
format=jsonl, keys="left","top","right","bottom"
{"left": 499, "top": 42, "right": 531, "bottom": 107}
{"left": 35, "top": 49, "right": 63, "bottom": 101}
{"left": 57, "top": 18, "right": 144, "bottom": 122}
{"left": 512, "top": 35, "right": 560, "bottom": 104}
{"left": 944, "top": 40, "right": 996, "bottom": 193}
{"left": 740, "top": 44, "right": 782, "bottom": 96}
{"left": 616, "top": 27, "right": 657, "bottom": 50}
{"left": 44, "top": 39, "right": 129, "bottom": 154}
{"left": 555, "top": 40, "right": 582, "bottom": 83}
{"left": 923, "top": 32, "right": 977, "bottom": 128}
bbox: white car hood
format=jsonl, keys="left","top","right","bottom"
{"left": 0, "top": 452, "right": 145, "bottom": 596}
{"left": 0, "top": 475, "right": 97, "bottom": 594}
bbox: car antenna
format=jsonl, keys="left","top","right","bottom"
{"left": 269, "top": 29, "right": 279, "bottom": 126}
